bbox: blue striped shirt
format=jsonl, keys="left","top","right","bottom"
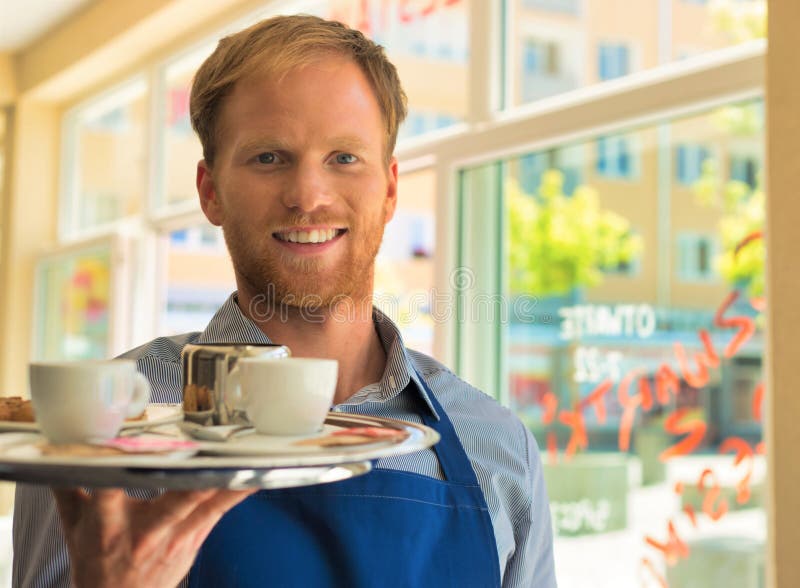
{"left": 13, "top": 294, "right": 556, "bottom": 587}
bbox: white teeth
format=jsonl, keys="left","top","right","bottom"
{"left": 278, "top": 229, "right": 340, "bottom": 244}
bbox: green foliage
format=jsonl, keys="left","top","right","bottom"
{"left": 508, "top": 170, "right": 643, "bottom": 297}
{"left": 692, "top": 159, "right": 765, "bottom": 297}
{"left": 711, "top": 0, "right": 767, "bottom": 43}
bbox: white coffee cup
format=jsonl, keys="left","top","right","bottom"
{"left": 225, "top": 357, "right": 338, "bottom": 436}
{"left": 29, "top": 360, "right": 151, "bottom": 444}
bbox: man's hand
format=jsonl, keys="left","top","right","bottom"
{"left": 53, "top": 487, "right": 256, "bottom": 588}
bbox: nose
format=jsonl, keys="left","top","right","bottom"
{"left": 280, "top": 159, "right": 335, "bottom": 212}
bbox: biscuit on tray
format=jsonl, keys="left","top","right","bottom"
{"left": 0, "top": 397, "right": 35, "bottom": 422}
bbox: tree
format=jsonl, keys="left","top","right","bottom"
{"left": 710, "top": 0, "right": 767, "bottom": 43}
{"left": 508, "top": 170, "right": 643, "bottom": 297}
{"left": 690, "top": 1, "right": 767, "bottom": 299}
{"left": 693, "top": 157, "right": 764, "bottom": 298}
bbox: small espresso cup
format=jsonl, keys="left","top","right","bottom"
{"left": 29, "top": 360, "right": 151, "bottom": 444}
{"left": 225, "top": 357, "right": 338, "bottom": 436}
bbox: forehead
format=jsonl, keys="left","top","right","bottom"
{"left": 216, "top": 56, "right": 387, "bottom": 151}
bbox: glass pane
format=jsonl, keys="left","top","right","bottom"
{"left": 506, "top": 0, "right": 766, "bottom": 108}
{"left": 305, "top": 0, "right": 469, "bottom": 141}
{"left": 375, "top": 167, "right": 436, "bottom": 357}
{"left": 34, "top": 244, "right": 114, "bottom": 360}
{"left": 0, "top": 109, "right": 6, "bottom": 259}
{"left": 159, "top": 224, "right": 236, "bottom": 335}
{"left": 461, "top": 98, "right": 766, "bottom": 586}
{"left": 157, "top": 45, "right": 214, "bottom": 209}
{"left": 67, "top": 79, "right": 149, "bottom": 233}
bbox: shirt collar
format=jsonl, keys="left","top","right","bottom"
{"left": 198, "top": 293, "right": 274, "bottom": 344}
{"left": 199, "top": 293, "right": 440, "bottom": 420}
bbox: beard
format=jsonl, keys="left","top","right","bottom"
{"left": 222, "top": 205, "right": 388, "bottom": 313}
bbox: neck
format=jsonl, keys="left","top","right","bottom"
{"left": 236, "top": 290, "right": 387, "bottom": 404}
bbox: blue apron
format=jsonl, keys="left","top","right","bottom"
{"left": 189, "top": 371, "right": 501, "bottom": 587}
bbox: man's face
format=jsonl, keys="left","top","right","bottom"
{"left": 197, "top": 56, "right": 398, "bottom": 309}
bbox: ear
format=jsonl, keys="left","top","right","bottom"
{"left": 383, "top": 157, "right": 399, "bottom": 224}
{"left": 197, "top": 160, "right": 224, "bottom": 226}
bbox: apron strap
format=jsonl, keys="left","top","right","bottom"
{"left": 408, "top": 367, "right": 481, "bottom": 487}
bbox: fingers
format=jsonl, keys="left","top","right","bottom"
{"left": 146, "top": 490, "right": 219, "bottom": 527}
{"left": 92, "top": 489, "right": 127, "bottom": 517}
{"left": 51, "top": 487, "right": 88, "bottom": 529}
{"left": 173, "top": 489, "right": 257, "bottom": 542}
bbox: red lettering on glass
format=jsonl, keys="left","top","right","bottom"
{"left": 577, "top": 379, "right": 613, "bottom": 424}
{"left": 734, "top": 230, "right": 763, "bottom": 258}
{"left": 546, "top": 431, "right": 558, "bottom": 465}
{"left": 558, "top": 408, "right": 588, "bottom": 459}
{"left": 541, "top": 391, "right": 558, "bottom": 425}
{"left": 697, "top": 468, "right": 728, "bottom": 521}
{"left": 645, "top": 520, "right": 689, "bottom": 565}
{"left": 756, "top": 441, "right": 766, "bottom": 455}
{"left": 639, "top": 377, "right": 654, "bottom": 411}
{"left": 719, "top": 437, "right": 755, "bottom": 504}
{"left": 398, "top": 0, "right": 413, "bottom": 23}
{"left": 713, "top": 291, "right": 756, "bottom": 358}
{"left": 420, "top": 0, "right": 437, "bottom": 17}
{"left": 673, "top": 329, "right": 719, "bottom": 389}
{"left": 398, "top": 0, "right": 461, "bottom": 23}
{"left": 659, "top": 408, "right": 707, "bottom": 461}
{"left": 752, "top": 382, "right": 764, "bottom": 421}
{"left": 617, "top": 370, "right": 644, "bottom": 452}
{"left": 358, "top": 0, "right": 371, "bottom": 32}
{"left": 682, "top": 504, "right": 698, "bottom": 528}
{"left": 655, "top": 364, "right": 681, "bottom": 406}
{"left": 640, "top": 558, "right": 668, "bottom": 588}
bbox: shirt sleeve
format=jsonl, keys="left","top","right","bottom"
{"left": 13, "top": 483, "right": 71, "bottom": 588}
{"left": 12, "top": 484, "right": 185, "bottom": 588}
{"left": 503, "top": 423, "right": 557, "bottom": 588}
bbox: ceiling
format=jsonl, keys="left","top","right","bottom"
{"left": 0, "top": 0, "right": 95, "bottom": 52}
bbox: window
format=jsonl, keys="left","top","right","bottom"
{"left": 458, "top": 99, "right": 765, "bottom": 586}
{"left": 62, "top": 78, "right": 149, "bottom": 236}
{"left": 307, "top": 0, "right": 469, "bottom": 141}
{"left": 374, "top": 167, "right": 437, "bottom": 357}
{"left": 677, "top": 233, "right": 717, "bottom": 281}
{"left": 522, "top": 39, "right": 560, "bottom": 76}
{"left": 158, "top": 224, "right": 235, "bottom": 336}
{"left": 0, "top": 109, "right": 5, "bottom": 259}
{"left": 603, "top": 233, "right": 642, "bottom": 277}
{"left": 676, "top": 144, "right": 712, "bottom": 185}
{"left": 598, "top": 43, "right": 631, "bottom": 81}
{"left": 33, "top": 240, "right": 119, "bottom": 360}
{"left": 44, "top": 2, "right": 769, "bottom": 586}
{"left": 730, "top": 154, "right": 759, "bottom": 188}
{"left": 156, "top": 44, "right": 214, "bottom": 211}
{"left": 523, "top": 0, "right": 581, "bottom": 13}
{"left": 516, "top": 146, "right": 583, "bottom": 196}
{"left": 596, "top": 135, "right": 637, "bottom": 179}
{"left": 506, "top": 0, "right": 766, "bottom": 108}
{"left": 518, "top": 32, "right": 577, "bottom": 102}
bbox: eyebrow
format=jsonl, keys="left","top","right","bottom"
{"left": 236, "top": 135, "right": 374, "bottom": 155}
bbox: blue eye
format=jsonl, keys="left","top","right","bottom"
{"left": 257, "top": 152, "right": 276, "bottom": 164}
{"left": 336, "top": 153, "right": 357, "bottom": 164}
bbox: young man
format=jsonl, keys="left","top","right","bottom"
{"left": 14, "top": 15, "right": 556, "bottom": 587}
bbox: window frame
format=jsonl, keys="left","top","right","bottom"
{"left": 50, "top": 0, "right": 766, "bottom": 380}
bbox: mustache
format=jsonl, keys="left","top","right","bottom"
{"left": 270, "top": 213, "right": 348, "bottom": 230}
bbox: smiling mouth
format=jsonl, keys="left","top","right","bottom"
{"left": 273, "top": 228, "right": 347, "bottom": 244}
